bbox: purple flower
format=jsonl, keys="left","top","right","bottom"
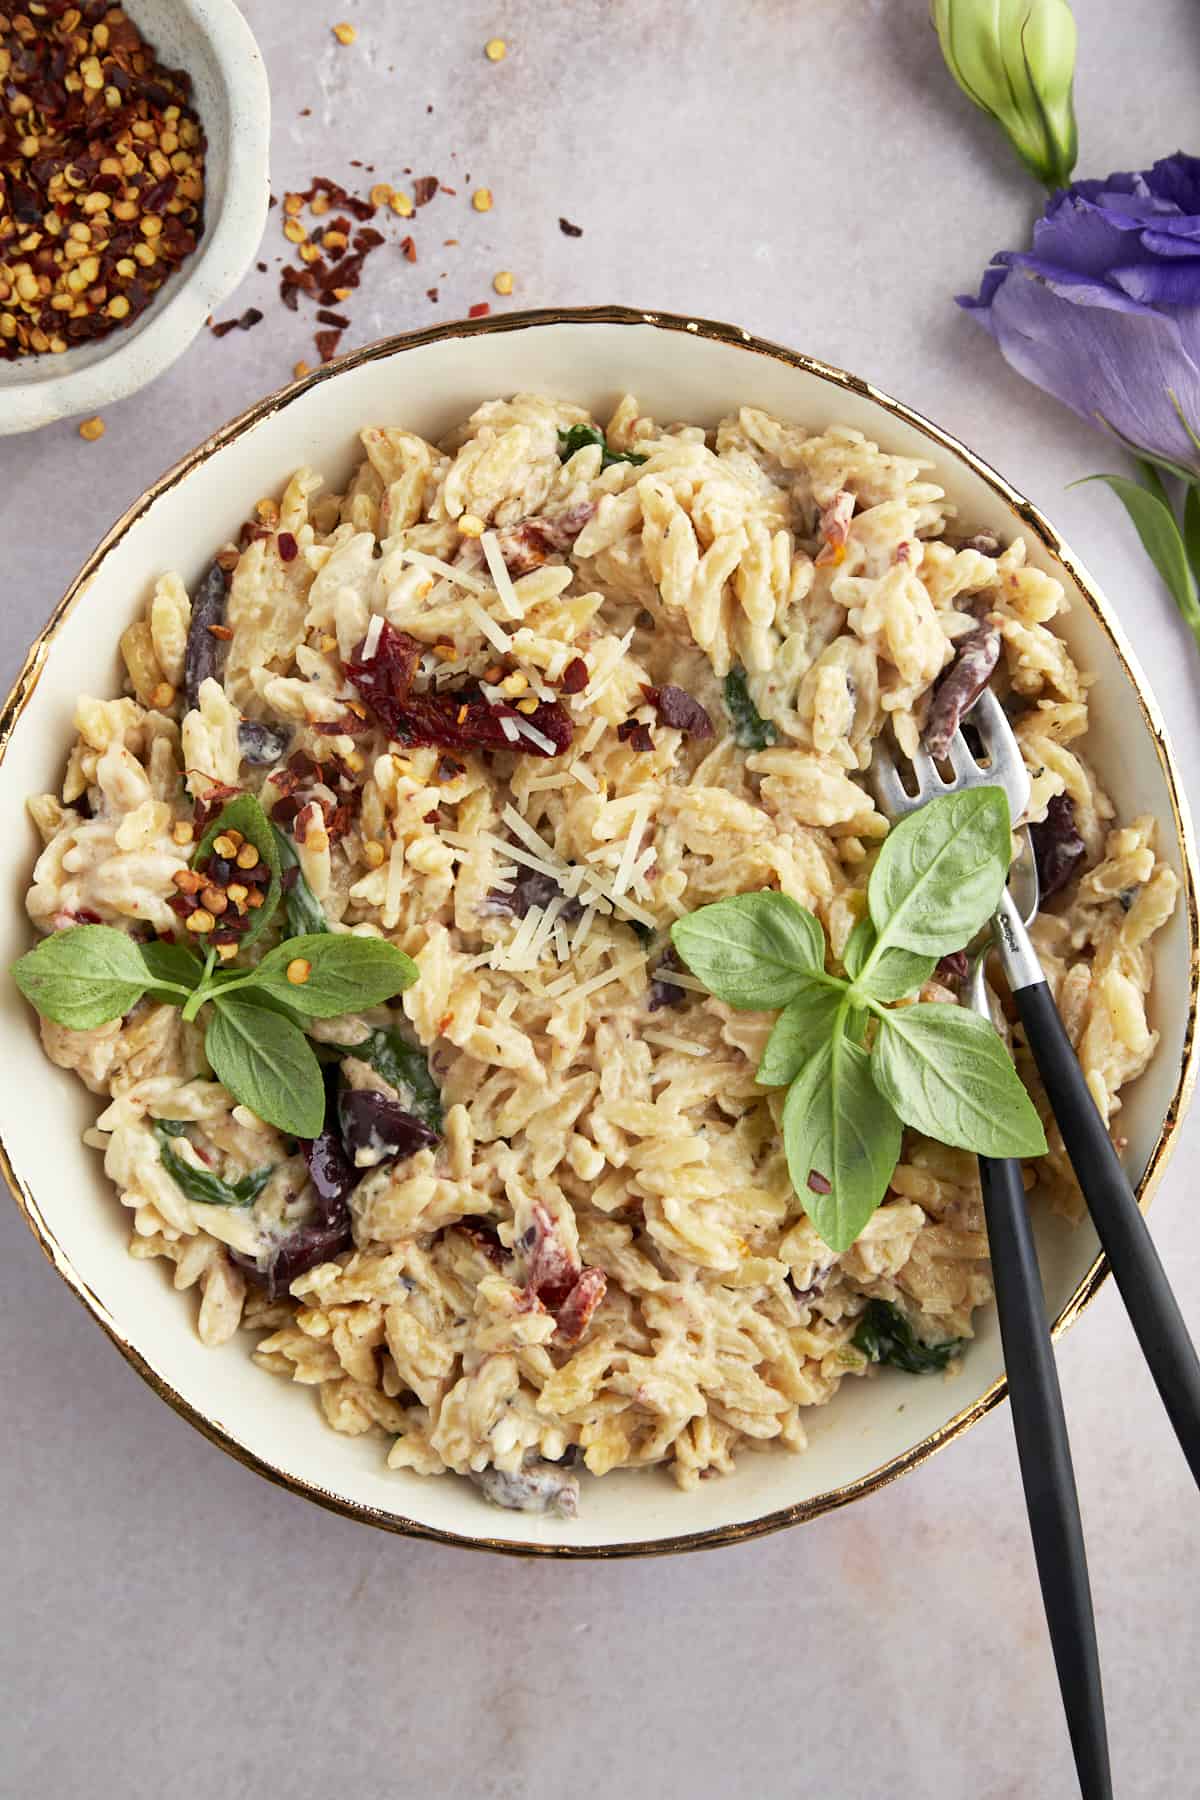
{"left": 960, "top": 153, "right": 1200, "bottom": 471}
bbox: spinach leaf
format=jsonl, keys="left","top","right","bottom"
{"left": 722, "top": 667, "right": 777, "bottom": 749}
{"left": 853, "top": 1299, "right": 964, "bottom": 1374}
{"left": 12, "top": 924, "right": 160, "bottom": 1029}
{"left": 867, "top": 785, "right": 1011, "bottom": 959}
{"left": 782, "top": 1030, "right": 902, "bottom": 1253}
{"left": 870, "top": 1002, "right": 1047, "bottom": 1157}
{"left": 671, "top": 892, "right": 827, "bottom": 1011}
{"left": 557, "top": 424, "right": 648, "bottom": 470}
{"left": 332, "top": 1026, "right": 443, "bottom": 1132}
{"left": 154, "top": 1122, "right": 273, "bottom": 1208}
{"left": 205, "top": 994, "right": 326, "bottom": 1137}
{"left": 247, "top": 932, "right": 419, "bottom": 1019}
{"left": 271, "top": 823, "right": 329, "bottom": 938}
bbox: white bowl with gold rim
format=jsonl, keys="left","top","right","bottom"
{"left": 0, "top": 0, "right": 270, "bottom": 436}
{"left": 0, "top": 307, "right": 1195, "bottom": 1556}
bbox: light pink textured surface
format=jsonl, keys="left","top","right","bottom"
{"left": 1, "top": 2, "right": 1198, "bottom": 1795}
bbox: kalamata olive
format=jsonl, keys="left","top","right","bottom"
{"left": 922, "top": 624, "right": 1001, "bottom": 760}
{"left": 184, "top": 561, "right": 231, "bottom": 708}
{"left": 238, "top": 719, "right": 291, "bottom": 766}
{"left": 337, "top": 1088, "right": 438, "bottom": 1168}
{"left": 1031, "top": 793, "right": 1087, "bottom": 898}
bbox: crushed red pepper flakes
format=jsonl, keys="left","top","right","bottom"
{"left": 559, "top": 217, "right": 584, "bottom": 237}
{"left": 412, "top": 175, "right": 439, "bottom": 206}
{"left": 0, "top": 6, "right": 207, "bottom": 361}
{"left": 399, "top": 236, "right": 417, "bottom": 262}
{"left": 426, "top": 286, "right": 439, "bottom": 302}
{"left": 468, "top": 302, "right": 490, "bottom": 318}
{"left": 315, "top": 327, "right": 342, "bottom": 362}
{"left": 316, "top": 308, "right": 349, "bottom": 327}
{"left": 209, "top": 307, "right": 263, "bottom": 338}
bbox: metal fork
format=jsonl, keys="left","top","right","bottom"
{"left": 871, "top": 689, "right": 1111, "bottom": 1800}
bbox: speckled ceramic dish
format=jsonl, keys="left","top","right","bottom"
{"left": 0, "top": 0, "right": 270, "bottom": 436}
{"left": 1, "top": 307, "right": 1195, "bottom": 1555}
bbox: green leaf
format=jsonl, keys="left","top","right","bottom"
{"left": 271, "top": 823, "right": 329, "bottom": 938}
{"left": 154, "top": 1122, "right": 273, "bottom": 1209}
{"left": 843, "top": 918, "right": 936, "bottom": 1003}
{"left": 1074, "top": 472, "right": 1200, "bottom": 639}
{"left": 853, "top": 1299, "right": 963, "bottom": 1374}
{"left": 782, "top": 1032, "right": 902, "bottom": 1253}
{"left": 671, "top": 892, "right": 826, "bottom": 1010}
{"left": 192, "top": 793, "right": 282, "bottom": 952}
{"left": 868, "top": 787, "right": 1011, "bottom": 959}
{"left": 557, "top": 424, "right": 647, "bottom": 470}
{"left": 250, "top": 932, "right": 419, "bottom": 1018}
{"left": 12, "top": 924, "right": 152, "bottom": 1029}
{"left": 871, "top": 1003, "right": 1047, "bottom": 1157}
{"left": 331, "top": 1026, "right": 442, "bottom": 1132}
{"left": 205, "top": 995, "right": 326, "bottom": 1137}
{"left": 139, "top": 940, "right": 205, "bottom": 995}
{"left": 722, "top": 667, "right": 777, "bottom": 750}
{"left": 1184, "top": 483, "right": 1200, "bottom": 592}
{"left": 756, "top": 980, "right": 847, "bottom": 1087}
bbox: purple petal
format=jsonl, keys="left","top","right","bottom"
{"left": 1109, "top": 260, "right": 1200, "bottom": 305}
{"left": 1145, "top": 152, "right": 1200, "bottom": 212}
{"left": 970, "top": 263, "right": 1200, "bottom": 464}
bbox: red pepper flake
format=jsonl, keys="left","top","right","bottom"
{"left": 806, "top": 1170, "right": 833, "bottom": 1196}
{"left": 561, "top": 657, "right": 588, "bottom": 694}
{"left": 256, "top": 261, "right": 268, "bottom": 273}
{"left": 211, "top": 307, "right": 264, "bottom": 337}
{"left": 413, "top": 176, "right": 439, "bottom": 206}
{"left": 399, "top": 236, "right": 417, "bottom": 262}
{"left": 617, "top": 720, "right": 654, "bottom": 753}
{"left": 210, "top": 318, "right": 240, "bottom": 339}
{"left": 316, "top": 308, "right": 350, "bottom": 328}
{"left": 208, "top": 623, "right": 234, "bottom": 641}
{"left": 277, "top": 532, "right": 299, "bottom": 563}
{"left": 559, "top": 217, "right": 584, "bottom": 237}
{"left": 440, "top": 184, "right": 458, "bottom": 196}
{"left": 315, "top": 328, "right": 343, "bottom": 363}
{"left": 426, "top": 287, "right": 440, "bottom": 303}
{"left": 468, "top": 302, "right": 491, "bottom": 318}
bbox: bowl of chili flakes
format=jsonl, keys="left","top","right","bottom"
{"left": 0, "top": 0, "right": 269, "bottom": 435}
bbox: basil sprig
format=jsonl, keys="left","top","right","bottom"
{"left": 12, "top": 795, "right": 421, "bottom": 1141}
{"left": 671, "top": 787, "right": 1046, "bottom": 1255}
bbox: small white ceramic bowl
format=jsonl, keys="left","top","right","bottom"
{"left": 0, "top": 0, "right": 270, "bottom": 436}
{"left": 1, "top": 308, "right": 1196, "bottom": 1556}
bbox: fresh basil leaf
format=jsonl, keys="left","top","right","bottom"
{"left": 557, "top": 423, "right": 647, "bottom": 470}
{"left": 12, "top": 924, "right": 152, "bottom": 1029}
{"left": 332, "top": 1027, "right": 442, "bottom": 1132}
{"left": 154, "top": 1117, "right": 191, "bottom": 1137}
{"left": 205, "top": 995, "right": 326, "bottom": 1137}
{"left": 844, "top": 918, "right": 936, "bottom": 1003}
{"left": 209, "top": 980, "right": 306, "bottom": 1028}
{"left": 853, "top": 1299, "right": 963, "bottom": 1373}
{"left": 871, "top": 1003, "right": 1047, "bottom": 1157}
{"left": 756, "top": 980, "right": 846, "bottom": 1086}
{"left": 782, "top": 1032, "right": 902, "bottom": 1253}
{"left": 192, "top": 793, "right": 282, "bottom": 952}
{"left": 1074, "top": 472, "right": 1200, "bottom": 638}
{"left": 250, "top": 933, "right": 419, "bottom": 1018}
{"left": 868, "top": 787, "right": 1011, "bottom": 959}
{"left": 671, "top": 893, "right": 826, "bottom": 1010}
{"left": 271, "top": 823, "right": 329, "bottom": 938}
{"left": 154, "top": 1122, "right": 273, "bottom": 1209}
{"left": 139, "top": 940, "right": 205, "bottom": 994}
{"left": 722, "top": 667, "right": 777, "bottom": 750}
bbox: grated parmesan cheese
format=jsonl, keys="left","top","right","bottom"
{"left": 480, "top": 530, "right": 522, "bottom": 620}
{"left": 513, "top": 716, "right": 557, "bottom": 754}
{"left": 612, "top": 795, "right": 652, "bottom": 898}
{"left": 361, "top": 613, "right": 384, "bottom": 660}
{"left": 498, "top": 713, "right": 520, "bottom": 743}
{"left": 642, "top": 1031, "right": 706, "bottom": 1058}
{"left": 395, "top": 547, "right": 490, "bottom": 594}
{"left": 569, "top": 761, "right": 599, "bottom": 793}
{"left": 652, "top": 968, "right": 709, "bottom": 994}
{"left": 546, "top": 950, "right": 644, "bottom": 1002}
{"left": 462, "top": 597, "right": 514, "bottom": 653}
{"left": 581, "top": 628, "right": 635, "bottom": 706}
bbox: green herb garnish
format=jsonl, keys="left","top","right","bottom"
{"left": 670, "top": 787, "right": 1046, "bottom": 1254}
{"left": 722, "top": 667, "right": 777, "bottom": 749}
{"left": 853, "top": 1299, "right": 964, "bottom": 1374}
{"left": 153, "top": 1122, "right": 274, "bottom": 1209}
{"left": 557, "top": 424, "right": 648, "bottom": 470}
{"left": 272, "top": 822, "right": 329, "bottom": 938}
{"left": 328, "top": 1025, "right": 442, "bottom": 1132}
{"left": 12, "top": 793, "right": 420, "bottom": 1141}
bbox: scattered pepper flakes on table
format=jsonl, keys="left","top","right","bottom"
{"left": 78, "top": 416, "right": 105, "bottom": 441}
{"left": 389, "top": 190, "right": 414, "bottom": 217}
{"left": 493, "top": 270, "right": 513, "bottom": 295}
{"left": 332, "top": 23, "right": 357, "bottom": 46}
{"left": 559, "top": 216, "right": 584, "bottom": 237}
{"left": 485, "top": 37, "right": 507, "bottom": 61}
{"left": 468, "top": 302, "right": 490, "bottom": 318}
{"left": 413, "top": 175, "right": 439, "bottom": 206}
{"left": 472, "top": 187, "right": 493, "bottom": 212}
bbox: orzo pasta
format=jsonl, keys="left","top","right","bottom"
{"left": 21, "top": 393, "right": 1176, "bottom": 1517}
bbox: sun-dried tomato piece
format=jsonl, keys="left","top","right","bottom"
{"left": 561, "top": 657, "right": 588, "bottom": 694}
{"left": 642, "top": 683, "right": 714, "bottom": 738}
{"left": 555, "top": 1267, "right": 607, "bottom": 1344}
{"left": 617, "top": 720, "right": 654, "bottom": 753}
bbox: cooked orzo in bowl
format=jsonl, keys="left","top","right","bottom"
{"left": 12, "top": 366, "right": 1185, "bottom": 1524}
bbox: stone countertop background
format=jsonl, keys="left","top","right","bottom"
{"left": 2, "top": 2, "right": 1198, "bottom": 1795}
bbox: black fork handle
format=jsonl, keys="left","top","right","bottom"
{"left": 980, "top": 1151, "right": 1112, "bottom": 1800}
{"left": 1015, "top": 981, "right": 1200, "bottom": 1486}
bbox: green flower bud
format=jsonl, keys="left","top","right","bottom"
{"left": 931, "top": 0, "right": 1079, "bottom": 189}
